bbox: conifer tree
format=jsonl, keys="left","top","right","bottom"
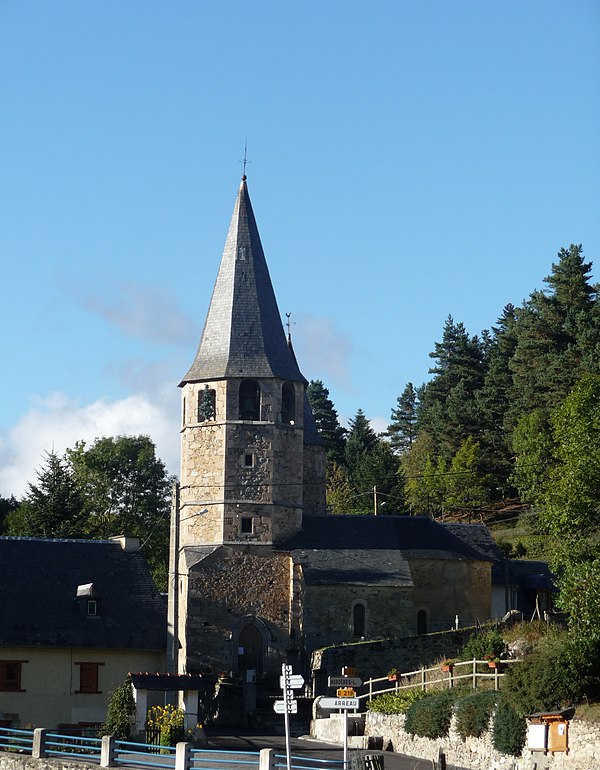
{"left": 306, "top": 380, "right": 347, "bottom": 465}
{"left": 388, "top": 383, "right": 418, "bottom": 454}
{"left": 7, "top": 451, "right": 87, "bottom": 538}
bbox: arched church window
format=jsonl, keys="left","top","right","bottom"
{"left": 281, "top": 381, "right": 296, "bottom": 424}
{"left": 353, "top": 602, "right": 366, "bottom": 638}
{"left": 198, "top": 386, "right": 216, "bottom": 422}
{"left": 239, "top": 380, "right": 260, "bottom": 421}
{"left": 417, "top": 610, "right": 428, "bottom": 635}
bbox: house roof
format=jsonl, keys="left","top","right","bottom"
{"left": 180, "top": 176, "right": 306, "bottom": 385}
{"left": 0, "top": 537, "right": 166, "bottom": 650}
{"left": 491, "top": 559, "right": 557, "bottom": 591}
{"left": 129, "top": 673, "right": 208, "bottom": 693}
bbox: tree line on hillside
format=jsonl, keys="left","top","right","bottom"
{"left": 308, "top": 244, "right": 600, "bottom": 519}
{"left": 0, "top": 436, "right": 172, "bottom": 590}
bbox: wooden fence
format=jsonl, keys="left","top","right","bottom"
{"left": 359, "top": 658, "right": 519, "bottom": 703}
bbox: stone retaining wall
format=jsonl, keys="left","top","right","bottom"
{"left": 363, "top": 711, "right": 600, "bottom": 770}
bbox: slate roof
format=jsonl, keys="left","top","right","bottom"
{"left": 491, "top": 559, "right": 556, "bottom": 591}
{"left": 0, "top": 537, "right": 166, "bottom": 649}
{"left": 290, "top": 547, "right": 413, "bottom": 586}
{"left": 181, "top": 177, "right": 306, "bottom": 385}
{"left": 280, "top": 514, "right": 493, "bottom": 562}
{"left": 274, "top": 515, "right": 492, "bottom": 586}
{"left": 442, "top": 523, "right": 503, "bottom": 561}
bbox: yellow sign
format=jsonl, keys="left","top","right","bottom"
{"left": 337, "top": 687, "right": 356, "bottom": 697}
{"left": 342, "top": 667, "right": 357, "bottom": 677}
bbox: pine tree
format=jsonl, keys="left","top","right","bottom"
{"left": 344, "top": 409, "right": 379, "bottom": 478}
{"left": 326, "top": 461, "right": 355, "bottom": 514}
{"left": 509, "top": 245, "right": 599, "bottom": 420}
{"left": 388, "top": 383, "right": 418, "bottom": 454}
{"left": 306, "top": 380, "right": 347, "bottom": 464}
{"left": 7, "top": 451, "right": 87, "bottom": 538}
{"left": 444, "top": 437, "right": 489, "bottom": 514}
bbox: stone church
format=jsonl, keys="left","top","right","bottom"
{"left": 167, "top": 176, "right": 493, "bottom": 681}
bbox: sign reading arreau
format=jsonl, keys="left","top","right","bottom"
{"left": 320, "top": 697, "right": 359, "bottom": 710}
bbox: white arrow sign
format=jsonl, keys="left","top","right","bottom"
{"left": 280, "top": 674, "right": 304, "bottom": 689}
{"left": 328, "top": 676, "right": 362, "bottom": 688}
{"left": 274, "top": 699, "right": 298, "bottom": 714}
{"left": 319, "top": 697, "right": 359, "bottom": 710}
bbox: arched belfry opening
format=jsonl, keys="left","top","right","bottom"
{"left": 239, "top": 380, "right": 260, "bottom": 421}
{"left": 281, "top": 381, "right": 296, "bottom": 424}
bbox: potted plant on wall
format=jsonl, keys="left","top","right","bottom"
{"left": 486, "top": 654, "right": 502, "bottom": 669}
{"left": 387, "top": 667, "right": 399, "bottom": 681}
{"left": 440, "top": 658, "right": 456, "bottom": 672}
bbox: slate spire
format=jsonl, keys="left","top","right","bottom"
{"left": 181, "top": 176, "right": 306, "bottom": 385}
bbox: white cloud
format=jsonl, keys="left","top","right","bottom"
{"left": 0, "top": 390, "right": 180, "bottom": 499}
{"left": 292, "top": 313, "right": 352, "bottom": 388}
{"left": 82, "top": 281, "right": 197, "bottom": 347}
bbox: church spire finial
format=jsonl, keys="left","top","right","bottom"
{"left": 239, "top": 141, "right": 250, "bottom": 180}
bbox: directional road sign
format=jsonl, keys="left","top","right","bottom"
{"left": 328, "top": 676, "right": 362, "bottom": 688}
{"left": 274, "top": 699, "right": 298, "bottom": 714}
{"left": 336, "top": 687, "right": 356, "bottom": 697}
{"left": 319, "top": 697, "right": 359, "bottom": 710}
{"left": 279, "top": 674, "right": 304, "bottom": 689}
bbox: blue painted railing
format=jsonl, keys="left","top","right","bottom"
{"left": 46, "top": 732, "right": 103, "bottom": 760}
{"left": 115, "top": 739, "right": 176, "bottom": 768}
{"left": 274, "top": 755, "right": 345, "bottom": 770}
{"left": 190, "top": 748, "right": 259, "bottom": 769}
{"left": 0, "top": 726, "right": 34, "bottom": 754}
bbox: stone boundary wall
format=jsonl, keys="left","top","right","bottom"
{"left": 0, "top": 756, "right": 78, "bottom": 770}
{"left": 363, "top": 712, "right": 600, "bottom": 770}
{"left": 311, "top": 628, "right": 476, "bottom": 690}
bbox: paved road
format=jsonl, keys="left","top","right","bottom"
{"left": 204, "top": 730, "right": 468, "bottom": 770}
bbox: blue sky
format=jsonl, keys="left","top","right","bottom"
{"left": 1, "top": 1, "right": 599, "bottom": 496}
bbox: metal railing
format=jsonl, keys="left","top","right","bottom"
{"left": 46, "top": 732, "right": 103, "bottom": 761}
{"left": 114, "top": 739, "right": 176, "bottom": 768}
{"left": 274, "top": 754, "right": 345, "bottom": 770}
{"left": 190, "top": 748, "right": 259, "bottom": 770}
{"left": 0, "top": 726, "right": 34, "bottom": 754}
{"left": 360, "top": 658, "right": 519, "bottom": 702}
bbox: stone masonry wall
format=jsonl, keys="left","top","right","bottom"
{"left": 311, "top": 628, "right": 477, "bottom": 692}
{"left": 364, "top": 711, "right": 600, "bottom": 770}
{"left": 184, "top": 547, "right": 292, "bottom": 674}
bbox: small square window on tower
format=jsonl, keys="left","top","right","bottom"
{"left": 241, "top": 517, "right": 253, "bottom": 534}
{"left": 244, "top": 453, "right": 254, "bottom": 467}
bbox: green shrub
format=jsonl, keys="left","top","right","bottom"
{"left": 454, "top": 691, "right": 497, "bottom": 739}
{"left": 404, "top": 690, "right": 458, "bottom": 739}
{"left": 100, "top": 678, "right": 135, "bottom": 739}
{"left": 459, "top": 628, "right": 505, "bottom": 661}
{"left": 503, "top": 629, "right": 600, "bottom": 713}
{"left": 492, "top": 696, "right": 526, "bottom": 756}
{"left": 366, "top": 688, "right": 427, "bottom": 714}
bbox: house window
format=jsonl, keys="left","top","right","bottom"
{"left": 281, "top": 381, "right": 296, "bottom": 424}
{"left": 244, "top": 453, "right": 254, "bottom": 467}
{"left": 0, "top": 661, "right": 26, "bottom": 692}
{"left": 241, "top": 517, "right": 253, "bottom": 534}
{"left": 239, "top": 380, "right": 260, "bottom": 421}
{"left": 417, "top": 610, "right": 428, "bottom": 635}
{"left": 75, "top": 662, "right": 103, "bottom": 694}
{"left": 353, "top": 603, "right": 366, "bottom": 638}
{"left": 87, "top": 599, "right": 98, "bottom": 616}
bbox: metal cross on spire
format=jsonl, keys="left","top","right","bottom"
{"left": 240, "top": 141, "right": 251, "bottom": 176}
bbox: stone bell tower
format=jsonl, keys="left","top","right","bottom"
{"left": 177, "top": 175, "right": 320, "bottom": 550}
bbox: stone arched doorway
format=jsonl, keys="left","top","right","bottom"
{"left": 233, "top": 616, "right": 270, "bottom": 676}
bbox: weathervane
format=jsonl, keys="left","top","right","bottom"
{"left": 285, "top": 312, "right": 295, "bottom": 338}
{"left": 239, "top": 141, "right": 251, "bottom": 176}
